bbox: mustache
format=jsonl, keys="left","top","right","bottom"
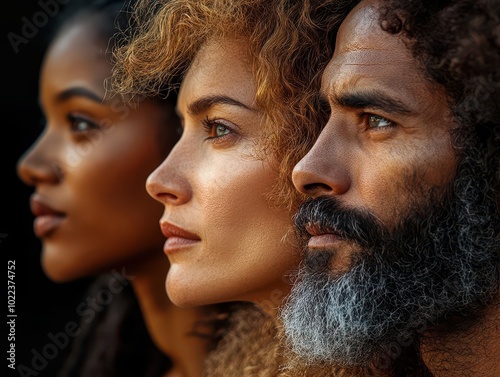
{"left": 293, "top": 196, "right": 387, "bottom": 248}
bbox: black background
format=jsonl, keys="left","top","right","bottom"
{"left": 3, "top": 1, "right": 93, "bottom": 376}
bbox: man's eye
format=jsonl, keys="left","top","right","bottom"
{"left": 368, "top": 114, "right": 394, "bottom": 129}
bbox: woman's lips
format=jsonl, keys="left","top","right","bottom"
{"left": 164, "top": 236, "right": 200, "bottom": 252}
{"left": 30, "top": 194, "right": 66, "bottom": 238}
{"left": 160, "top": 221, "right": 201, "bottom": 254}
{"left": 33, "top": 216, "right": 65, "bottom": 238}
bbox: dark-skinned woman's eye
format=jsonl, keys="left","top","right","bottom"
{"left": 68, "top": 114, "right": 100, "bottom": 133}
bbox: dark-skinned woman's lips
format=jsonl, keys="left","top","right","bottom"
{"left": 30, "top": 194, "right": 66, "bottom": 238}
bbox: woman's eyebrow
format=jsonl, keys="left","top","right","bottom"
{"left": 56, "top": 87, "right": 106, "bottom": 104}
{"left": 187, "top": 94, "right": 256, "bottom": 116}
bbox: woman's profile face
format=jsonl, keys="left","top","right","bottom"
{"left": 146, "top": 37, "right": 301, "bottom": 308}
{"left": 17, "top": 19, "right": 177, "bottom": 282}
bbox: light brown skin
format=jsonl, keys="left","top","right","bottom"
{"left": 146, "top": 37, "right": 302, "bottom": 314}
{"left": 17, "top": 18, "right": 210, "bottom": 377}
{"left": 292, "top": 0, "right": 500, "bottom": 375}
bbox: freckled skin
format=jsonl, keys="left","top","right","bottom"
{"left": 17, "top": 20, "right": 177, "bottom": 282}
{"left": 293, "top": 0, "right": 458, "bottom": 229}
{"left": 146, "top": 37, "right": 301, "bottom": 308}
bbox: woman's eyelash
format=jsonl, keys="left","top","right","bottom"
{"left": 201, "top": 116, "right": 216, "bottom": 132}
{"left": 201, "top": 116, "right": 234, "bottom": 141}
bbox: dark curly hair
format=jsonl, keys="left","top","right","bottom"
{"left": 377, "top": 1, "right": 500, "bottom": 370}
{"left": 57, "top": 275, "right": 171, "bottom": 377}
{"left": 379, "top": 0, "right": 500, "bottom": 195}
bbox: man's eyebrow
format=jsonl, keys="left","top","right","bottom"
{"left": 187, "top": 95, "right": 255, "bottom": 116}
{"left": 333, "top": 90, "right": 413, "bottom": 115}
{"left": 56, "top": 87, "right": 105, "bottom": 104}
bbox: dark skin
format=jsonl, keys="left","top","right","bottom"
{"left": 293, "top": 0, "right": 456, "bottom": 261}
{"left": 292, "top": 0, "right": 499, "bottom": 375}
{"left": 17, "top": 17, "right": 211, "bottom": 377}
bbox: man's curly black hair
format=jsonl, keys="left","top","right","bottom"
{"left": 379, "top": 0, "right": 500, "bottom": 195}
{"left": 280, "top": 1, "right": 499, "bottom": 375}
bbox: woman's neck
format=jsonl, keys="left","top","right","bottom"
{"left": 129, "top": 254, "right": 211, "bottom": 377}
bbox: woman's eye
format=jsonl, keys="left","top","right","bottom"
{"left": 202, "top": 117, "right": 235, "bottom": 142}
{"left": 368, "top": 114, "right": 394, "bottom": 129}
{"left": 214, "top": 124, "right": 230, "bottom": 137}
{"left": 68, "top": 115, "right": 99, "bottom": 133}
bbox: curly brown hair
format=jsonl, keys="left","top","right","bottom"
{"left": 110, "top": 0, "right": 356, "bottom": 212}
{"left": 109, "top": 1, "right": 361, "bottom": 375}
{"left": 203, "top": 304, "right": 358, "bottom": 377}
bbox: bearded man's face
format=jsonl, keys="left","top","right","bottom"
{"left": 282, "top": 0, "right": 499, "bottom": 369}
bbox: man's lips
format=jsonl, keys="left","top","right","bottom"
{"left": 308, "top": 234, "right": 343, "bottom": 249}
{"left": 160, "top": 221, "right": 201, "bottom": 254}
{"left": 30, "top": 194, "right": 66, "bottom": 238}
{"left": 305, "top": 223, "right": 342, "bottom": 249}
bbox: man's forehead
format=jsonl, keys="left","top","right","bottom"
{"left": 335, "top": 0, "right": 404, "bottom": 57}
{"left": 321, "top": 0, "right": 415, "bottom": 97}
{"left": 336, "top": 0, "right": 381, "bottom": 52}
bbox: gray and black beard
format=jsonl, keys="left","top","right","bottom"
{"left": 280, "top": 154, "right": 500, "bottom": 372}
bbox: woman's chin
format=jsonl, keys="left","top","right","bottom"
{"left": 41, "top": 254, "right": 83, "bottom": 283}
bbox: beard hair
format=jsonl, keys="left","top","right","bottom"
{"left": 279, "top": 151, "right": 500, "bottom": 372}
